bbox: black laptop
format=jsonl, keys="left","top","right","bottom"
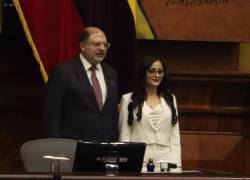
{"left": 73, "top": 141, "right": 146, "bottom": 172}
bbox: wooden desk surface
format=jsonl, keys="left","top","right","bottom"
{"left": 60, "top": 171, "right": 250, "bottom": 180}
{"left": 0, "top": 170, "right": 249, "bottom": 180}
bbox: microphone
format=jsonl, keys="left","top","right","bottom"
{"left": 157, "top": 160, "right": 180, "bottom": 172}
{"left": 167, "top": 163, "right": 178, "bottom": 172}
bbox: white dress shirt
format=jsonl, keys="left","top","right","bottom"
{"left": 79, "top": 54, "right": 107, "bottom": 103}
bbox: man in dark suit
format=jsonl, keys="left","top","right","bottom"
{"left": 42, "top": 26, "right": 118, "bottom": 141}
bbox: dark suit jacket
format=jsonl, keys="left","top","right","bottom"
{"left": 42, "top": 57, "right": 119, "bottom": 141}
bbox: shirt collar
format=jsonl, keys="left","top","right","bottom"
{"left": 79, "top": 54, "right": 101, "bottom": 71}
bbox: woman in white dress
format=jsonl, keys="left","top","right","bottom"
{"left": 118, "top": 56, "right": 181, "bottom": 172}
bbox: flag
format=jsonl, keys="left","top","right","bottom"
{"left": 239, "top": 43, "right": 250, "bottom": 72}
{"left": 13, "top": 0, "right": 84, "bottom": 82}
{"left": 127, "top": 0, "right": 155, "bottom": 39}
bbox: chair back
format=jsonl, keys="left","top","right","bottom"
{"left": 20, "top": 138, "right": 77, "bottom": 172}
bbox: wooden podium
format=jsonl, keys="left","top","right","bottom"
{"left": 0, "top": 170, "right": 250, "bottom": 180}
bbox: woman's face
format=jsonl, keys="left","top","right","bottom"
{"left": 146, "top": 60, "right": 164, "bottom": 88}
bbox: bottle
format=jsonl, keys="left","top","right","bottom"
{"left": 147, "top": 158, "right": 155, "bottom": 172}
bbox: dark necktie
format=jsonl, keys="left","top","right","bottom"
{"left": 90, "top": 65, "right": 103, "bottom": 110}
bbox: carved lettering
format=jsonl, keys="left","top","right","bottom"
{"left": 165, "top": 0, "right": 229, "bottom": 6}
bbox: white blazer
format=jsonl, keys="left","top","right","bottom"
{"left": 118, "top": 92, "right": 181, "bottom": 167}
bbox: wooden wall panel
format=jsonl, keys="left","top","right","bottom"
{"left": 170, "top": 74, "right": 250, "bottom": 107}
{"left": 181, "top": 133, "right": 245, "bottom": 173}
{"left": 179, "top": 114, "right": 247, "bottom": 133}
{"left": 136, "top": 40, "right": 239, "bottom": 72}
{"left": 139, "top": 0, "right": 250, "bottom": 41}
{"left": 245, "top": 120, "right": 250, "bottom": 173}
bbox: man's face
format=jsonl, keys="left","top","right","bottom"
{"left": 80, "top": 31, "right": 110, "bottom": 65}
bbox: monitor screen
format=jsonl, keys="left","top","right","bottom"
{"left": 73, "top": 141, "right": 146, "bottom": 172}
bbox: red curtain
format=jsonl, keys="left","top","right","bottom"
{"left": 14, "top": 0, "right": 84, "bottom": 81}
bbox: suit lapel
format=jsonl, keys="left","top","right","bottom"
{"left": 72, "top": 58, "right": 100, "bottom": 109}
{"left": 101, "top": 64, "right": 116, "bottom": 110}
{"left": 72, "top": 59, "right": 116, "bottom": 112}
{"left": 73, "top": 57, "right": 89, "bottom": 84}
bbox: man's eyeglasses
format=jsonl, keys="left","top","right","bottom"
{"left": 84, "top": 41, "right": 111, "bottom": 49}
{"left": 148, "top": 69, "right": 164, "bottom": 76}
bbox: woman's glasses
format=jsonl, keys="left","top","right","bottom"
{"left": 148, "top": 69, "right": 164, "bottom": 76}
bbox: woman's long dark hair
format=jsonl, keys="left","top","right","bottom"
{"left": 127, "top": 56, "right": 178, "bottom": 126}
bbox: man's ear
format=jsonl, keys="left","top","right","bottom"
{"left": 80, "top": 42, "right": 85, "bottom": 51}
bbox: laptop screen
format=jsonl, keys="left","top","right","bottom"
{"left": 73, "top": 141, "right": 146, "bottom": 172}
